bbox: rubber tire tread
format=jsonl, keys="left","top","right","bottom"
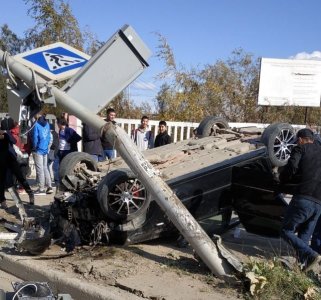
{"left": 260, "top": 123, "right": 295, "bottom": 167}
{"left": 197, "top": 116, "right": 229, "bottom": 138}
{"left": 59, "top": 152, "right": 98, "bottom": 180}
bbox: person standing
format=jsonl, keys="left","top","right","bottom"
{"left": 32, "top": 113, "right": 53, "bottom": 195}
{"left": 48, "top": 123, "right": 59, "bottom": 185}
{"left": 10, "top": 122, "right": 30, "bottom": 193}
{"left": 0, "top": 124, "right": 34, "bottom": 208}
{"left": 60, "top": 112, "right": 69, "bottom": 127}
{"left": 82, "top": 122, "right": 104, "bottom": 162}
{"left": 131, "top": 116, "right": 154, "bottom": 151}
{"left": 57, "top": 119, "right": 82, "bottom": 162}
{"left": 154, "top": 121, "right": 172, "bottom": 148}
{"left": 101, "top": 108, "right": 117, "bottom": 159}
{"left": 279, "top": 128, "right": 321, "bottom": 271}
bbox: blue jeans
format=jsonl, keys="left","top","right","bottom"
{"left": 91, "top": 154, "right": 105, "bottom": 162}
{"left": 311, "top": 215, "right": 321, "bottom": 254}
{"left": 281, "top": 195, "right": 321, "bottom": 264}
{"left": 104, "top": 149, "right": 116, "bottom": 159}
{"left": 52, "top": 156, "right": 60, "bottom": 184}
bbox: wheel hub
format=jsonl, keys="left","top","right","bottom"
{"left": 280, "top": 141, "right": 288, "bottom": 150}
{"left": 121, "top": 191, "right": 132, "bottom": 204}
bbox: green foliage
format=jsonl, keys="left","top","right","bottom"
{"left": 0, "top": 24, "right": 26, "bottom": 54}
{"left": 24, "top": 0, "right": 83, "bottom": 49}
{"left": 244, "top": 259, "right": 321, "bottom": 300}
{"left": 0, "top": 24, "right": 27, "bottom": 112}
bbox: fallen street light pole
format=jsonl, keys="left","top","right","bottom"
{"left": 0, "top": 49, "right": 236, "bottom": 279}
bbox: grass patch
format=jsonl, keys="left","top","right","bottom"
{"left": 243, "top": 258, "right": 321, "bottom": 300}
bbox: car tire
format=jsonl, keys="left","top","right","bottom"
{"left": 197, "top": 116, "right": 229, "bottom": 137}
{"left": 97, "top": 168, "right": 151, "bottom": 222}
{"left": 59, "top": 152, "right": 98, "bottom": 190}
{"left": 261, "top": 123, "right": 296, "bottom": 167}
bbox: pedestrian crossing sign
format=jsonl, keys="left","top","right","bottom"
{"left": 14, "top": 42, "right": 91, "bottom": 81}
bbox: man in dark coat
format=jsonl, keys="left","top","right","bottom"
{"left": 57, "top": 119, "right": 82, "bottom": 162}
{"left": 82, "top": 123, "right": 104, "bottom": 162}
{"left": 0, "top": 121, "right": 34, "bottom": 208}
{"left": 279, "top": 128, "right": 321, "bottom": 271}
{"left": 154, "top": 121, "right": 171, "bottom": 148}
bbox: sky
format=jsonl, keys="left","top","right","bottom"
{"left": 2, "top": 0, "right": 321, "bottom": 106}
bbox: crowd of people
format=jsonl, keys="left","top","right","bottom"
{"left": 0, "top": 110, "right": 172, "bottom": 208}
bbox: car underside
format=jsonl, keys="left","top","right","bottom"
{"left": 48, "top": 119, "right": 298, "bottom": 251}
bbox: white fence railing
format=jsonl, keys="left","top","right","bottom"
{"left": 116, "top": 118, "right": 277, "bottom": 143}
{"left": 41, "top": 115, "right": 308, "bottom": 145}
{"left": 117, "top": 118, "right": 201, "bottom": 142}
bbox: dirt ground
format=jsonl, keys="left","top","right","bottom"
{"left": 0, "top": 210, "right": 242, "bottom": 300}
{"left": 35, "top": 240, "right": 243, "bottom": 300}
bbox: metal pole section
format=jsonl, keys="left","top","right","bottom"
{"left": 103, "top": 123, "right": 234, "bottom": 277}
{"left": 0, "top": 50, "right": 234, "bottom": 278}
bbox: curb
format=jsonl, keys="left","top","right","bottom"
{"left": 0, "top": 252, "right": 141, "bottom": 300}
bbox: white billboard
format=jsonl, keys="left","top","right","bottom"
{"left": 258, "top": 57, "right": 321, "bottom": 107}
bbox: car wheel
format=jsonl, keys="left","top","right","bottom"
{"left": 197, "top": 116, "right": 229, "bottom": 137}
{"left": 97, "top": 168, "right": 151, "bottom": 222}
{"left": 261, "top": 123, "right": 296, "bottom": 167}
{"left": 59, "top": 152, "right": 98, "bottom": 190}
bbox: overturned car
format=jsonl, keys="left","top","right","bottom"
{"left": 49, "top": 117, "right": 297, "bottom": 250}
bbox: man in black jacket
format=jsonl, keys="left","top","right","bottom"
{"left": 82, "top": 123, "right": 104, "bottom": 162}
{"left": 279, "top": 128, "right": 321, "bottom": 271}
{"left": 154, "top": 121, "right": 171, "bottom": 148}
{"left": 0, "top": 124, "right": 34, "bottom": 209}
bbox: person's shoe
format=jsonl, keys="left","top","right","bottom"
{"left": 28, "top": 193, "right": 35, "bottom": 205}
{"left": 0, "top": 201, "right": 8, "bottom": 210}
{"left": 304, "top": 255, "right": 321, "bottom": 273}
{"left": 46, "top": 187, "right": 54, "bottom": 194}
{"left": 33, "top": 189, "right": 46, "bottom": 196}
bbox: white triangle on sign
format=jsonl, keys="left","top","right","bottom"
{"left": 43, "top": 51, "right": 86, "bottom": 71}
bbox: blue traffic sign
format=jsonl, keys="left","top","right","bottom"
{"left": 14, "top": 42, "right": 91, "bottom": 81}
{"left": 23, "top": 46, "right": 88, "bottom": 75}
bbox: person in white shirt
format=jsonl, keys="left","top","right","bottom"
{"left": 131, "top": 116, "right": 154, "bottom": 151}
